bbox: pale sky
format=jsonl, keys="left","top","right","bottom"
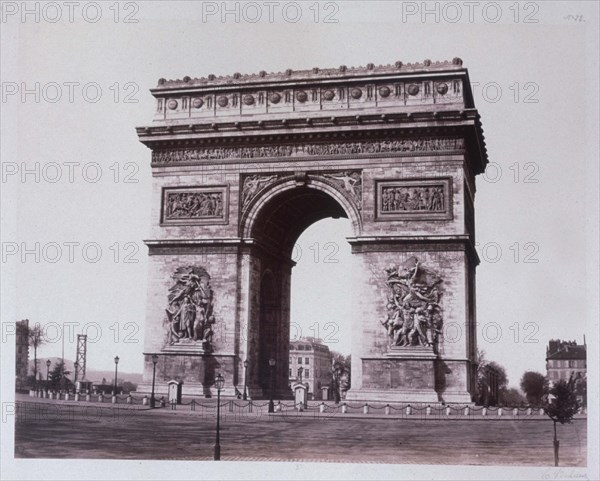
{"left": 2, "top": 1, "right": 599, "bottom": 395}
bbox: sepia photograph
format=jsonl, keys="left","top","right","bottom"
{"left": 1, "top": 1, "right": 598, "bottom": 480}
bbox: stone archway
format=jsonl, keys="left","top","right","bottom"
{"left": 241, "top": 178, "right": 360, "bottom": 397}
{"left": 136, "top": 58, "right": 487, "bottom": 403}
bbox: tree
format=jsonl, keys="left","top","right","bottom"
{"left": 49, "top": 361, "right": 72, "bottom": 391}
{"left": 500, "top": 388, "right": 526, "bottom": 406}
{"left": 544, "top": 378, "right": 580, "bottom": 466}
{"left": 520, "top": 371, "right": 546, "bottom": 406}
{"left": 28, "top": 323, "right": 45, "bottom": 389}
{"left": 330, "top": 351, "right": 351, "bottom": 402}
{"left": 475, "top": 350, "right": 509, "bottom": 406}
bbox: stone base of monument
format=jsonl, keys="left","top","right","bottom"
{"left": 137, "top": 352, "right": 237, "bottom": 398}
{"left": 346, "top": 346, "right": 472, "bottom": 404}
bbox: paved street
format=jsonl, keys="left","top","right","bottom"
{"left": 13, "top": 399, "right": 587, "bottom": 466}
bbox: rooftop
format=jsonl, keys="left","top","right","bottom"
{"left": 154, "top": 58, "right": 466, "bottom": 90}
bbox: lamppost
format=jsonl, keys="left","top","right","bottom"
{"left": 214, "top": 373, "right": 224, "bottom": 461}
{"left": 150, "top": 354, "right": 159, "bottom": 408}
{"left": 74, "top": 362, "right": 79, "bottom": 393}
{"left": 113, "top": 356, "right": 120, "bottom": 395}
{"left": 268, "top": 357, "right": 276, "bottom": 413}
{"left": 46, "top": 359, "right": 51, "bottom": 393}
{"left": 298, "top": 366, "right": 304, "bottom": 383}
{"left": 243, "top": 360, "right": 249, "bottom": 401}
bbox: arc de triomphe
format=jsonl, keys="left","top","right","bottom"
{"left": 136, "top": 58, "right": 487, "bottom": 403}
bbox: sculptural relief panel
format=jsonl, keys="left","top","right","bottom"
{"left": 161, "top": 186, "right": 228, "bottom": 225}
{"left": 375, "top": 178, "right": 452, "bottom": 221}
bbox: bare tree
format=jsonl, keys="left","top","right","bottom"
{"left": 28, "top": 323, "right": 45, "bottom": 389}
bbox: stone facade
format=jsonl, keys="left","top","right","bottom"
{"left": 289, "top": 338, "right": 333, "bottom": 400}
{"left": 136, "top": 58, "right": 487, "bottom": 402}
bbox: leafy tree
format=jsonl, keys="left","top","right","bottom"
{"left": 499, "top": 388, "right": 526, "bottom": 406}
{"left": 475, "top": 350, "right": 509, "bottom": 406}
{"left": 544, "top": 378, "right": 580, "bottom": 466}
{"left": 330, "top": 351, "right": 351, "bottom": 402}
{"left": 121, "top": 381, "right": 138, "bottom": 393}
{"left": 49, "top": 361, "right": 72, "bottom": 391}
{"left": 520, "top": 371, "right": 546, "bottom": 405}
{"left": 28, "top": 323, "right": 45, "bottom": 389}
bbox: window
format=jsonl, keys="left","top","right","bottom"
{"left": 305, "top": 357, "right": 309, "bottom": 365}
{"left": 304, "top": 370, "right": 309, "bottom": 378}
{"left": 298, "top": 357, "right": 302, "bottom": 364}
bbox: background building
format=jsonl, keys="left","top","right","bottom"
{"left": 546, "top": 338, "right": 587, "bottom": 406}
{"left": 289, "top": 337, "right": 333, "bottom": 400}
{"left": 15, "top": 320, "right": 29, "bottom": 391}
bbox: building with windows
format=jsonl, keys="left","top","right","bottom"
{"left": 545, "top": 339, "right": 587, "bottom": 405}
{"left": 288, "top": 337, "right": 333, "bottom": 400}
{"left": 15, "top": 319, "right": 29, "bottom": 390}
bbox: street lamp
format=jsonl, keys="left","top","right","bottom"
{"left": 243, "top": 360, "right": 249, "bottom": 401}
{"left": 74, "top": 362, "right": 79, "bottom": 393}
{"left": 150, "top": 354, "right": 159, "bottom": 408}
{"left": 298, "top": 366, "right": 304, "bottom": 383}
{"left": 46, "top": 359, "right": 51, "bottom": 393}
{"left": 268, "top": 357, "right": 276, "bottom": 413}
{"left": 113, "top": 356, "right": 120, "bottom": 395}
{"left": 214, "top": 373, "right": 225, "bottom": 461}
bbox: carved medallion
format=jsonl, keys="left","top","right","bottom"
{"left": 164, "top": 266, "right": 216, "bottom": 351}
{"left": 296, "top": 90, "right": 308, "bottom": 102}
{"left": 217, "top": 96, "right": 229, "bottom": 107}
{"left": 270, "top": 92, "right": 281, "bottom": 104}
{"left": 350, "top": 88, "right": 362, "bottom": 99}
{"left": 407, "top": 84, "right": 420, "bottom": 96}
{"left": 192, "top": 98, "right": 204, "bottom": 109}
{"left": 380, "top": 257, "right": 443, "bottom": 351}
{"left": 323, "top": 90, "right": 335, "bottom": 101}
{"left": 243, "top": 94, "right": 255, "bottom": 106}
{"left": 167, "top": 99, "right": 178, "bottom": 110}
{"left": 436, "top": 83, "right": 449, "bottom": 95}
{"left": 378, "top": 86, "right": 391, "bottom": 98}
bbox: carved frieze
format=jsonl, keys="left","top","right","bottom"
{"left": 241, "top": 174, "right": 282, "bottom": 210}
{"left": 240, "top": 170, "right": 363, "bottom": 213}
{"left": 376, "top": 178, "right": 452, "bottom": 221}
{"left": 380, "top": 257, "right": 444, "bottom": 352}
{"left": 163, "top": 266, "right": 216, "bottom": 351}
{"left": 152, "top": 137, "right": 465, "bottom": 164}
{"left": 161, "top": 186, "right": 228, "bottom": 225}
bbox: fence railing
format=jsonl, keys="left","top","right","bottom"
{"left": 24, "top": 389, "right": 588, "bottom": 418}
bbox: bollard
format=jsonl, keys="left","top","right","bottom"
{"left": 464, "top": 406, "right": 469, "bottom": 416}
{"left": 527, "top": 407, "right": 532, "bottom": 416}
{"left": 65, "top": 393, "right": 70, "bottom": 401}
{"left": 385, "top": 404, "right": 391, "bottom": 415}
{"left": 142, "top": 396, "right": 148, "bottom": 406}
{"left": 341, "top": 403, "right": 347, "bottom": 414}
{"left": 86, "top": 394, "right": 91, "bottom": 402}
{"left": 513, "top": 408, "right": 518, "bottom": 417}
{"left": 112, "top": 395, "right": 117, "bottom": 404}
{"left": 29, "top": 390, "right": 34, "bottom": 397}
{"left": 406, "top": 405, "right": 412, "bottom": 416}
{"left": 75, "top": 393, "right": 80, "bottom": 402}
{"left": 98, "top": 394, "right": 104, "bottom": 403}
{"left": 446, "top": 406, "right": 451, "bottom": 416}
{"left": 275, "top": 401, "right": 281, "bottom": 412}
{"left": 229, "top": 400, "right": 234, "bottom": 413}
{"left": 127, "top": 395, "right": 132, "bottom": 404}
{"left": 498, "top": 408, "right": 503, "bottom": 417}
{"left": 482, "top": 407, "right": 487, "bottom": 416}
{"left": 426, "top": 405, "right": 432, "bottom": 416}
{"left": 319, "top": 403, "right": 325, "bottom": 413}
{"left": 363, "top": 404, "right": 369, "bottom": 415}
{"left": 539, "top": 408, "right": 544, "bottom": 416}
